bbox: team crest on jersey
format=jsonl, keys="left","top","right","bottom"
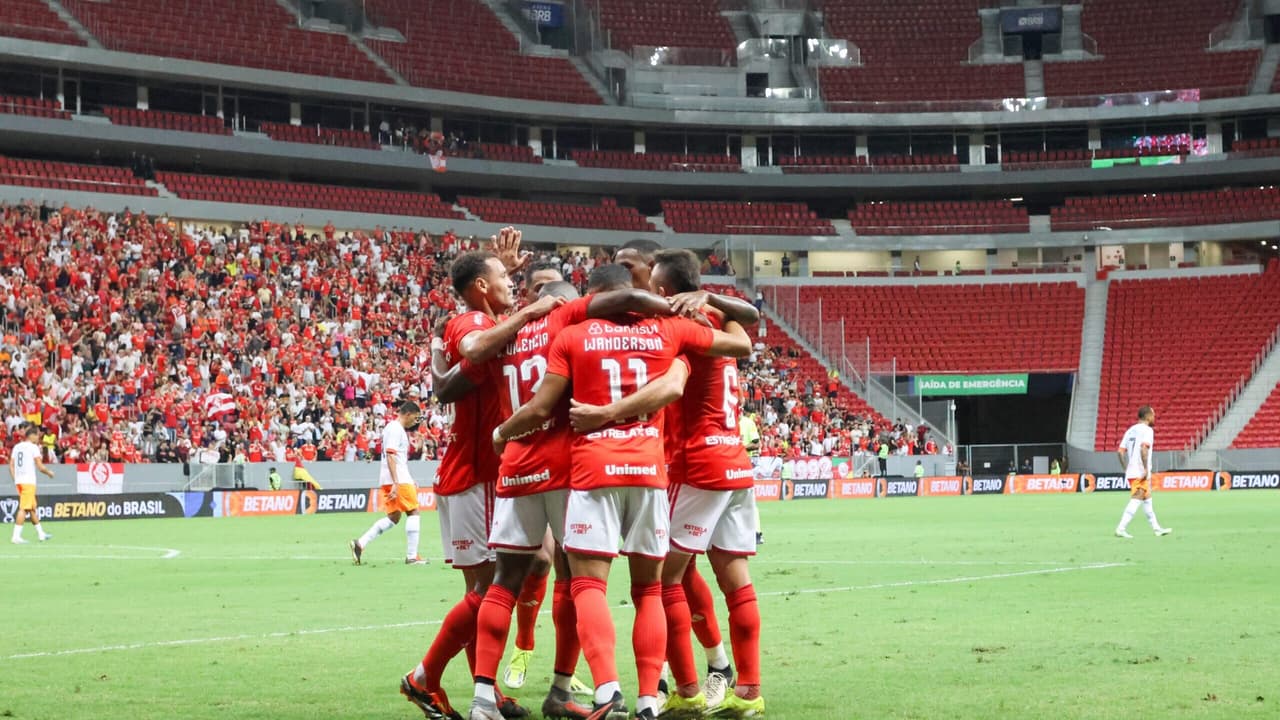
{"left": 570, "top": 522, "right": 593, "bottom": 535}
{"left": 587, "top": 322, "right": 604, "bottom": 335}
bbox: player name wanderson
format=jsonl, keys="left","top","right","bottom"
{"left": 583, "top": 336, "right": 666, "bottom": 352}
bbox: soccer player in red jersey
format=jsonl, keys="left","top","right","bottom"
{"left": 575, "top": 250, "right": 766, "bottom": 717}
{"left": 402, "top": 229, "right": 558, "bottom": 720}
{"left": 469, "top": 269, "right": 681, "bottom": 720}
{"left": 492, "top": 264, "right": 751, "bottom": 720}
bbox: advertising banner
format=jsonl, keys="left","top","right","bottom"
{"left": 918, "top": 476, "right": 965, "bottom": 497}
{"left": 879, "top": 476, "right": 920, "bottom": 497}
{"left": 784, "top": 478, "right": 830, "bottom": 500}
{"left": 215, "top": 490, "right": 299, "bottom": 517}
{"left": 522, "top": 1, "right": 564, "bottom": 28}
{"left": 1085, "top": 474, "right": 1130, "bottom": 492}
{"left": 1001, "top": 7, "right": 1063, "bottom": 33}
{"left": 1009, "top": 474, "right": 1079, "bottom": 494}
{"left": 1152, "top": 471, "right": 1214, "bottom": 492}
{"left": 829, "top": 478, "right": 877, "bottom": 499}
{"left": 0, "top": 492, "right": 184, "bottom": 523}
{"left": 1216, "top": 471, "right": 1280, "bottom": 490}
{"left": 913, "top": 374, "right": 1029, "bottom": 396}
{"left": 751, "top": 456, "right": 783, "bottom": 502}
{"left": 301, "top": 489, "right": 373, "bottom": 515}
{"left": 785, "top": 456, "right": 835, "bottom": 480}
{"left": 76, "top": 462, "right": 125, "bottom": 495}
{"left": 967, "top": 475, "right": 1008, "bottom": 495}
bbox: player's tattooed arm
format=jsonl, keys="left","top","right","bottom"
{"left": 668, "top": 290, "right": 760, "bottom": 326}
{"left": 585, "top": 288, "right": 676, "bottom": 320}
{"left": 458, "top": 293, "right": 565, "bottom": 364}
{"left": 493, "top": 373, "right": 569, "bottom": 454}
{"left": 430, "top": 336, "right": 474, "bottom": 404}
{"left": 568, "top": 361, "right": 690, "bottom": 432}
{"left": 704, "top": 321, "right": 752, "bottom": 358}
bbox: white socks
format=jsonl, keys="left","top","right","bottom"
{"left": 1117, "top": 498, "right": 1141, "bottom": 531}
{"left": 636, "top": 695, "right": 658, "bottom": 716}
{"left": 594, "top": 680, "right": 622, "bottom": 705}
{"left": 405, "top": 515, "right": 421, "bottom": 559}
{"left": 1143, "top": 499, "right": 1161, "bottom": 529}
{"left": 552, "top": 673, "right": 574, "bottom": 692}
{"left": 359, "top": 516, "right": 396, "bottom": 548}
{"left": 34, "top": 523, "right": 47, "bottom": 540}
{"left": 474, "top": 680, "right": 496, "bottom": 703}
{"left": 11, "top": 525, "right": 21, "bottom": 541}
{"left": 705, "top": 642, "right": 730, "bottom": 671}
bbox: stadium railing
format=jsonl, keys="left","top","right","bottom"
{"left": 823, "top": 87, "right": 1237, "bottom": 114}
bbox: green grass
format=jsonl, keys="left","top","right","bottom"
{"left": 2, "top": 492, "right": 1278, "bottom": 719}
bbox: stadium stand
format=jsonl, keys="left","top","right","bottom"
{"left": 590, "top": 0, "right": 735, "bottom": 52}
{"left": 60, "top": 0, "right": 390, "bottom": 83}
{"left": 451, "top": 142, "right": 543, "bottom": 164}
{"left": 849, "top": 200, "right": 1030, "bottom": 235}
{"left": 778, "top": 155, "right": 869, "bottom": 173}
{"left": 0, "top": 94, "right": 70, "bottom": 120}
{"left": 817, "top": 0, "right": 1024, "bottom": 105}
{"left": 1232, "top": 383, "right": 1280, "bottom": 448}
{"left": 362, "top": 0, "right": 601, "bottom": 104}
{"left": 1051, "top": 188, "right": 1280, "bottom": 231}
{"left": 1097, "top": 269, "right": 1280, "bottom": 450}
{"left": 661, "top": 200, "right": 837, "bottom": 235}
{"left": 1232, "top": 137, "right": 1280, "bottom": 157}
{"left": 778, "top": 282, "right": 1085, "bottom": 374}
{"left": 571, "top": 150, "right": 741, "bottom": 172}
{"left": 1002, "top": 150, "right": 1092, "bottom": 170}
{"left": 0, "top": 0, "right": 84, "bottom": 46}
{"left": 458, "top": 196, "right": 655, "bottom": 232}
{"left": 156, "top": 172, "right": 464, "bottom": 219}
{"left": 103, "top": 107, "right": 232, "bottom": 136}
{"left": 259, "top": 122, "right": 379, "bottom": 151}
{"left": 1043, "top": 0, "right": 1257, "bottom": 98}
{"left": 0, "top": 156, "right": 155, "bottom": 196}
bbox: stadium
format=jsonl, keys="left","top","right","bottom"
{"left": 1, "top": 0, "right": 1279, "bottom": 718}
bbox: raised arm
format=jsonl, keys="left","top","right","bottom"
{"left": 704, "top": 321, "right": 751, "bottom": 358}
{"left": 568, "top": 361, "right": 690, "bottom": 432}
{"left": 669, "top": 290, "right": 760, "bottom": 326}
{"left": 493, "top": 373, "right": 569, "bottom": 454}
{"left": 459, "top": 294, "right": 563, "bottom": 365}
{"left": 587, "top": 288, "right": 677, "bottom": 320}
{"left": 430, "top": 336, "right": 475, "bottom": 404}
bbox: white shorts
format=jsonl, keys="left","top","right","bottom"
{"left": 668, "top": 485, "right": 757, "bottom": 557}
{"left": 437, "top": 483, "right": 496, "bottom": 569}
{"left": 489, "top": 490, "right": 568, "bottom": 553}
{"left": 563, "top": 487, "right": 670, "bottom": 561}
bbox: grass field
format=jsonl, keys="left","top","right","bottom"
{"left": 2, "top": 492, "right": 1278, "bottom": 720}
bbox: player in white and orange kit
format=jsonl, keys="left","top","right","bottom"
{"left": 1115, "top": 405, "right": 1172, "bottom": 538}
{"left": 349, "top": 401, "right": 427, "bottom": 565}
{"left": 9, "top": 424, "right": 53, "bottom": 544}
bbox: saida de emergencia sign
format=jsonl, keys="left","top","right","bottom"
{"left": 913, "top": 373, "right": 1029, "bottom": 396}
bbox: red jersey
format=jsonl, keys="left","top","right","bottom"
{"left": 546, "top": 316, "right": 714, "bottom": 491}
{"left": 679, "top": 316, "right": 753, "bottom": 491}
{"left": 437, "top": 310, "right": 501, "bottom": 496}
{"left": 496, "top": 298, "right": 590, "bottom": 497}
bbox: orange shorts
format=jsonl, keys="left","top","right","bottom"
{"left": 381, "top": 483, "right": 419, "bottom": 514}
{"left": 16, "top": 484, "right": 36, "bottom": 511}
{"left": 1129, "top": 477, "right": 1151, "bottom": 498}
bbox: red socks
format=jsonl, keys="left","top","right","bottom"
{"left": 418, "top": 590, "right": 483, "bottom": 692}
{"left": 515, "top": 571, "right": 548, "bottom": 651}
{"left": 683, "top": 563, "right": 722, "bottom": 651}
{"left": 571, "top": 576, "right": 617, "bottom": 687}
{"left": 552, "top": 580, "right": 581, "bottom": 677}
{"left": 473, "top": 584, "right": 517, "bottom": 683}
{"left": 631, "top": 582, "right": 666, "bottom": 698}
{"left": 661, "top": 583, "right": 700, "bottom": 692}
{"left": 725, "top": 584, "right": 761, "bottom": 688}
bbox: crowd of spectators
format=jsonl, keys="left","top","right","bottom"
{"left": 0, "top": 200, "right": 930, "bottom": 469}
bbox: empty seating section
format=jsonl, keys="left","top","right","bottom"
{"left": 156, "top": 171, "right": 464, "bottom": 219}
{"left": 260, "top": 122, "right": 379, "bottom": 150}
{"left": 779, "top": 155, "right": 868, "bottom": 174}
{"left": 0, "top": 0, "right": 84, "bottom": 45}
{"left": 849, "top": 200, "right": 1029, "bottom": 235}
{"left": 1097, "top": 271, "right": 1280, "bottom": 450}
{"left": 572, "top": 150, "right": 740, "bottom": 172}
{"left": 1002, "top": 150, "right": 1092, "bottom": 170}
{"left": 1043, "top": 0, "right": 1256, "bottom": 98}
{"left": 0, "top": 94, "right": 69, "bottom": 120}
{"left": 789, "top": 283, "right": 1084, "bottom": 374}
{"left": 459, "top": 196, "right": 654, "bottom": 232}
{"left": 818, "top": 0, "right": 1024, "bottom": 104}
{"left": 1233, "top": 383, "right": 1280, "bottom": 448}
{"left": 104, "top": 107, "right": 230, "bottom": 135}
{"left": 1051, "top": 188, "right": 1280, "bottom": 231}
{"left": 1232, "top": 138, "right": 1280, "bottom": 157}
{"left": 453, "top": 143, "right": 542, "bottom": 164}
{"left": 363, "top": 0, "right": 600, "bottom": 104}
{"left": 60, "top": 0, "right": 388, "bottom": 82}
{"left": 0, "top": 156, "right": 155, "bottom": 196}
{"left": 661, "top": 201, "right": 836, "bottom": 236}
{"left": 591, "top": 0, "right": 734, "bottom": 51}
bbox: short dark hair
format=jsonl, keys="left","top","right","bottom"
{"left": 653, "top": 248, "right": 701, "bottom": 293}
{"left": 616, "top": 238, "right": 663, "bottom": 262}
{"left": 539, "top": 280, "right": 580, "bottom": 301}
{"left": 450, "top": 251, "right": 498, "bottom": 296}
{"left": 23, "top": 424, "right": 40, "bottom": 438}
{"left": 587, "top": 264, "right": 633, "bottom": 292}
{"left": 1137, "top": 405, "right": 1154, "bottom": 420}
{"left": 529, "top": 260, "right": 563, "bottom": 278}
{"left": 399, "top": 400, "right": 421, "bottom": 415}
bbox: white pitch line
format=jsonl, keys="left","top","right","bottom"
{"left": 0, "top": 544, "right": 181, "bottom": 561}
{"left": 753, "top": 559, "right": 1081, "bottom": 567}
{"left": 2, "top": 562, "right": 1127, "bottom": 662}
{"left": 755, "top": 562, "right": 1129, "bottom": 598}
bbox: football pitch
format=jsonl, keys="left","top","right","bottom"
{"left": 2, "top": 493, "right": 1276, "bottom": 720}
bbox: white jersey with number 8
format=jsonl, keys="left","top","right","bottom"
{"left": 1119, "top": 423, "right": 1154, "bottom": 479}
{"left": 12, "top": 441, "right": 41, "bottom": 485}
